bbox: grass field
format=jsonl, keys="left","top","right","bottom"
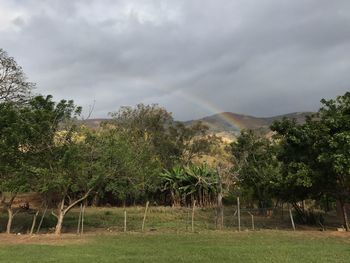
{"left": 0, "top": 231, "right": 349, "bottom": 262}
{"left": 0, "top": 207, "right": 348, "bottom": 262}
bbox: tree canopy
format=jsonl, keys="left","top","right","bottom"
{"left": 0, "top": 49, "right": 33, "bottom": 103}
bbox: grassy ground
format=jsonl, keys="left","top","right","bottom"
{"left": 0, "top": 231, "right": 349, "bottom": 262}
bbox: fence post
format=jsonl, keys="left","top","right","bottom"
{"left": 289, "top": 209, "right": 296, "bottom": 231}
{"left": 281, "top": 203, "right": 284, "bottom": 219}
{"left": 77, "top": 203, "right": 83, "bottom": 235}
{"left": 186, "top": 209, "right": 190, "bottom": 232}
{"left": 30, "top": 210, "right": 39, "bottom": 235}
{"left": 191, "top": 200, "right": 196, "bottom": 233}
{"left": 216, "top": 171, "right": 224, "bottom": 230}
{"left": 237, "top": 197, "right": 241, "bottom": 232}
{"left": 248, "top": 211, "right": 254, "bottom": 231}
{"left": 142, "top": 201, "right": 149, "bottom": 232}
{"left": 124, "top": 209, "right": 127, "bottom": 232}
{"left": 36, "top": 206, "right": 47, "bottom": 234}
{"left": 81, "top": 204, "right": 86, "bottom": 235}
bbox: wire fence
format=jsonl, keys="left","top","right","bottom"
{"left": 0, "top": 203, "right": 345, "bottom": 234}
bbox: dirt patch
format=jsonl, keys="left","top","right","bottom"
{"left": 0, "top": 233, "right": 90, "bottom": 246}
{"left": 1, "top": 230, "right": 349, "bottom": 246}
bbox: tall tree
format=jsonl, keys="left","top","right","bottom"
{"left": 312, "top": 92, "right": 350, "bottom": 230}
{"left": 0, "top": 102, "right": 34, "bottom": 233}
{"left": 272, "top": 92, "right": 350, "bottom": 230}
{"left": 230, "top": 130, "right": 280, "bottom": 211}
{"left": 99, "top": 125, "right": 161, "bottom": 205}
{"left": 0, "top": 49, "right": 34, "bottom": 103}
{"left": 25, "top": 95, "right": 94, "bottom": 235}
{"left": 110, "top": 103, "right": 218, "bottom": 169}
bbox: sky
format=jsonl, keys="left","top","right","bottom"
{"left": 0, "top": 0, "right": 349, "bottom": 120}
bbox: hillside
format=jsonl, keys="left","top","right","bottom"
{"left": 186, "top": 112, "right": 313, "bottom": 133}
{"left": 82, "top": 112, "right": 313, "bottom": 138}
{"left": 81, "top": 118, "right": 110, "bottom": 129}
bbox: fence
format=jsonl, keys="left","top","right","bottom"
{"left": 0, "top": 201, "right": 345, "bottom": 234}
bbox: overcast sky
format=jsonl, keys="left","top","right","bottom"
{"left": 0, "top": 0, "right": 349, "bottom": 120}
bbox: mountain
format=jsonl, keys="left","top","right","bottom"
{"left": 82, "top": 112, "right": 313, "bottom": 136}
{"left": 81, "top": 118, "right": 110, "bottom": 129}
{"left": 186, "top": 112, "right": 313, "bottom": 135}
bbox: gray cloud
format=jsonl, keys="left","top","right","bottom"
{"left": 0, "top": 0, "right": 349, "bottom": 120}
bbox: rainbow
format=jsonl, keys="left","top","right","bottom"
{"left": 126, "top": 76, "right": 246, "bottom": 131}
{"left": 177, "top": 91, "right": 246, "bottom": 131}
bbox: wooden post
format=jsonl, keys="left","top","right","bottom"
{"left": 186, "top": 209, "right": 190, "bottom": 232}
{"left": 289, "top": 209, "right": 295, "bottom": 231}
{"left": 77, "top": 203, "right": 83, "bottom": 235}
{"left": 281, "top": 203, "right": 284, "bottom": 219}
{"left": 142, "top": 201, "right": 149, "bottom": 232}
{"left": 124, "top": 209, "right": 127, "bottom": 232}
{"left": 248, "top": 212, "right": 254, "bottom": 231}
{"left": 30, "top": 211, "right": 39, "bottom": 235}
{"left": 191, "top": 200, "right": 196, "bottom": 233}
{"left": 81, "top": 204, "right": 86, "bottom": 235}
{"left": 237, "top": 197, "right": 241, "bottom": 232}
{"left": 216, "top": 172, "right": 224, "bottom": 230}
{"left": 36, "top": 206, "right": 47, "bottom": 234}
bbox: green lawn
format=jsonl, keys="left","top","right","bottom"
{"left": 0, "top": 231, "right": 349, "bottom": 263}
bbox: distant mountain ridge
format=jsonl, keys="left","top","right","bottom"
{"left": 82, "top": 112, "right": 313, "bottom": 134}
{"left": 186, "top": 111, "right": 313, "bottom": 134}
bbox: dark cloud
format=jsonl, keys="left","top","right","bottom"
{"left": 0, "top": 0, "right": 349, "bottom": 120}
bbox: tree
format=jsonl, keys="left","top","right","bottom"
{"left": 272, "top": 92, "right": 350, "bottom": 230}
{"left": 0, "top": 102, "right": 34, "bottom": 233}
{"left": 98, "top": 124, "right": 162, "bottom": 206}
{"left": 0, "top": 49, "right": 34, "bottom": 103}
{"left": 48, "top": 129, "right": 102, "bottom": 235}
{"left": 270, "top": 118, "right": 315, "bottom": 208}
{"left": 110, "top": 103, "right": 218, "bottom": 169}
{"left": 0, "top": 96, "right": 77, "bottom": 233}
{"left": 25, "top": 95, "right": 95, "bottom": 235}
{"left": 230, "top": 130, "right": 280, "bottom": 212}
{"left": 312, "top": 92, "right": 350, "bottom": 230}
{"left": 169, "top": 121, "right": 221, "bottom": 165}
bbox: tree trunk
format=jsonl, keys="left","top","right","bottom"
{"left": 3, "top": 195, "right": 16, "bottom": 234}
{"left": 54, "top": 189, "right": 93, "bottom": 235}
{"left": 54, "top": 198, "right": 65, "bottom": 235}
{"left": 92, "top": 193, "right": 100, "bottom": 207}
{"left": 339, "top": 199, "right": 349, "bottom": 231}
{"left": 55, "top": 211, "right": 65, "bottom": 235}
{"left": 30, "top": 211, "right": 39, "bottom": 235}
{"left": 292, "top": 202, "right": 306, "bottom": 224}
{"left": 171, "top": 191, "right": 176, "bottom": 207}
{"left": 6, "top": 208, "right": 14, "bottom": 234}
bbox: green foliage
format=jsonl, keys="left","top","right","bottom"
{"left": 160, "top": 163, "right": 218, "bottom": 206}
{"left": 99, "top": 125, "right": 162, "bottom": 203}
{"left": 272, "top": 92, "right": 350, "bottom": 229}
{"left": 109, "top": 103, "right": 218, "bottom": 169}
{"left": 230, "top": 130, "right": 280, "bottom": 208}
{"left": 0, "top": 102, "right": 35, "bottom": 194}
{"left": 25, "top": 95, "right": 86, "bottom": 199}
